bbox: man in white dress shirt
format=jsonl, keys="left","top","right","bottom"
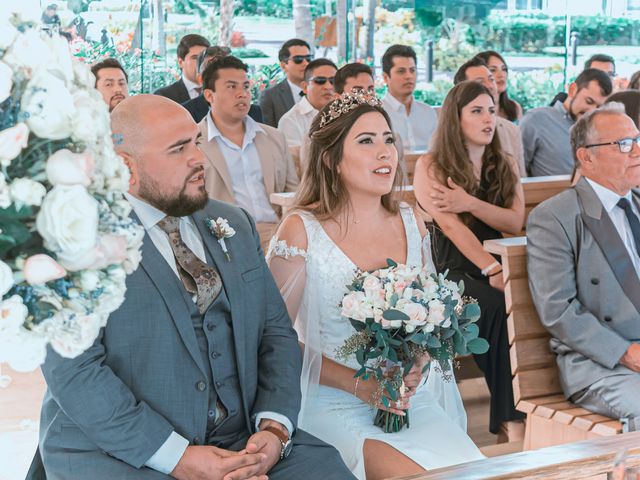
{"left": 527, "top": 104, "right": 640, "bottom": 431}
{"left": 381, "top": 44, "right": 437, "bottom": 152}
{"left": 277, "top": 58, "right": 337, "bottom": 170}
{"left": 198, "top": 56, "right": 298, "bottom": 248}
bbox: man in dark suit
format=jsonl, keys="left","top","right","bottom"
{"left": 155, "top": 34, "right": 210, "bottom": 104}
{"left": 183, "top": 46, "right": 263, "bottom": 124}
{"left": 28, "top": 94, "right": 354, "bottom": 479}
{"left": 259, "top": 38, "right": 312, "bottom": 127}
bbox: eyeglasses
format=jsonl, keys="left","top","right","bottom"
{"left": 286, "top": 55, "right": 313, "bottom": 65}
{"left": 584, "top": 135, "right": 640, "bottom": 153}
{"left": 309, "top": 76, "right": 335, "bottom": 86}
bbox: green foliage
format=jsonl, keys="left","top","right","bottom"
{"left": 232, "top": 47, "right": 268, "bottom": 58}
{"left": 235, "top": 0, "right": 326, "bottom": 19}
{"left": 507, "top": 69, "right": 565, "bottom": 113}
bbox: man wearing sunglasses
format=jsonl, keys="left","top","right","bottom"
{"left": 277, "top": 59, "right": 337, "bottom": 172}
{"left": 528, "top": 103, "right": 640, "bottom": 435}
{"left": 260, "top": 39, "right": 312, "bottom": 128}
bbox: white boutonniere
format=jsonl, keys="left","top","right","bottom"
{"left": 205, "top": 217, "right": 235, "bottom": 261}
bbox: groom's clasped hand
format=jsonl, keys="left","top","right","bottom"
{"left": 171, "top": 430, "right": 281, "bottom": 480}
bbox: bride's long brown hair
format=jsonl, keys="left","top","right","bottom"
{"left": 292, "top": 101, "right": 403, "bottom": 221}
{"left": 429, "top": 81, "right": 517, "bottom": 218}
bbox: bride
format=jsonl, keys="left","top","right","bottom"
{"left": 267, "top": 92, "right": 484, "bottom": 479}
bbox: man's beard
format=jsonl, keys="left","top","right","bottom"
{"left": 138, "top": 169, "right": 208, "bottom": 217}
{"left": 109, "top": 95, "right": 125, "bottom": 112}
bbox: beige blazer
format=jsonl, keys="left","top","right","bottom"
{"left": 496, "top": 117, "right": 526, "bottom": 177}
{"left": 198, "top": 117, "right": 299, "bottom": 216}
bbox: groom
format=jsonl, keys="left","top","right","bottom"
{"left": 28, "top": 95, "right": 353, "bottom": 479}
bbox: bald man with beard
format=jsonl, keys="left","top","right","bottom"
{"left": 28, "top": 95, "right": 353, "bottom": 480}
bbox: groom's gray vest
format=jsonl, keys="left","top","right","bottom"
{"left": 179, "top": 250, "right": 246, "bottom": 445}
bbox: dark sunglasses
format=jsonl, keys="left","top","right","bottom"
{"left": 585, "top": 135, "right": 640, "bottom": 154}
{"left": 309, "top": 76, "right": 335, "bottom": 86}
{"left": 287, "top": 54, "right": 313, "bottom": 65}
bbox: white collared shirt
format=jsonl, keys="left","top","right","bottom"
{"left": 206, "top": 114, "right": 278, "bottom": 223}
{"left": 182, "top": 74, "right": 202, "bottom": 100}
{"left": 277, "top": 96, "right": 318, "bottom": 148}
{"left": 287, "top": 78, "right": 303, "bottom": 104}
{"left": 382, "top": 92, "right": 437, "bottom": 152}
{"left": 125, "top": 193, "right": 207, "bottom": 277}
{"left": 586, "top": 178, "right": 640, "bottom": 278}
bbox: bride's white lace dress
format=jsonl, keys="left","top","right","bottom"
{"left": 268, "top": 204, "right": 484, "bottom": 479}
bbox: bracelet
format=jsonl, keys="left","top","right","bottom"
{"left": 481, "top": 261, "right": 500, "bottom": 277}
{"left": 354, "top": 377, "right": 360, "bottom": 397}
{"left": 488, "top": 268, "right": 503, "bottom": 278}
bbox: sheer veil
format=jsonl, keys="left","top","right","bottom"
{"left": 267, "top": 212, "right": 468, "bottom": 432}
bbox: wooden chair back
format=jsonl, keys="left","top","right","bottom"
{"left": 521, "top": 175, "right": 572, "bottom": 226}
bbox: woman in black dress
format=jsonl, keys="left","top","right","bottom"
{"left": 413, "top": 81, "right": 525, "bottom": 436}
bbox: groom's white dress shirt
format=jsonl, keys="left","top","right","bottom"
{"left": 125, "top": 193, "right": 294, "bottom": 474}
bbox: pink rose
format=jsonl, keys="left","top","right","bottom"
{"left": 341, "top": 291, "right": 368, "bottom": 322}
{"left": 23, "top": 254, "right": 67, "bottom": 285}
{"left": 46, "top": 149, "right": 94, "bottom": 187}
{"left": 58, "top": 234, "right": 127, "bottom": 271}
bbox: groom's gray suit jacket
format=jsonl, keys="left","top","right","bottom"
{"left": 527, "top": 178, "right": 640, "bottom": 398}
{"left": 33, "top": 200, "right": 302, "bottom": 478}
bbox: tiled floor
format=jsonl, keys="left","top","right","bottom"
{"left": 0, "top": 366, "right": 500, "bottom": 480}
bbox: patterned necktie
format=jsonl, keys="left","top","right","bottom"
{"left": 617, "top": 198, "right": 640, "bottom": 259}
{"left": 158, "top": 216, "right": 222, "bottom": 314}
{"left": 195, "top": 87, "right": 202, "bottom": 96}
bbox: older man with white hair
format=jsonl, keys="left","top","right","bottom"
{"left": 527, "top": 102, "right": 640, "bottom": 430}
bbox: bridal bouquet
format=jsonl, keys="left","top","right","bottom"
{"left": 337, "top": 259, "right": 489, "bottom": 433}
{"left": 0, "top": 7, "right": 143, "bottom": 372}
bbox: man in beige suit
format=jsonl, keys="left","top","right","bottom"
{"left": 454, "top": 58, "right": 526, "bottom": 177}
{"left": 198, "top": 55, "right": 299, "bottom": 248}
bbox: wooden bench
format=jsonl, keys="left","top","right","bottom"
{"left": 396, "top": 430, "right": 640, "bottom": 479}
{"left": 483, "top": 237, "right": 623, "bottom": 451}
{"left": 270, "top": 186, "right": 417, "bottom": 218}
{"left": 521, "top": 175, "right": 572, "bottom": 226}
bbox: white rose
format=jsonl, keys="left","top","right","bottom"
{"left": 79, "top": 270, "right": 100, "bottom": 291}
{"left": 21, "top": 70, "right": 76, "bottom": 140}
{"left": 72, "top": 90, "right": 109, "bottom": 145}
{"left": 0, "top": 327, "right": 47, "bottom": 372}
{"left": 0, "top": 123, "right": 29, "bottom": 167}
{"left": 111, "top": 198, "right": 132, "bottom": 218}
{"left": 0, "top": 61, "right": 12, "bottom": 103}
{"left": 46, "top": 312, "right": 102, "bottom": 358}
{"left": 0, "top": 295, "right": 26, "bottom": 333}
{"left": 123, "top": 246, "right": 142, "bottom": 274}
{"left": 0, "top": 260, "right": 14, "bottom": 297}
{"left": 341, "top": 291, "right": 367, "bottom": 321}
{"left": 0, "top": 173, "right": 10, "bottom": 209}
{"left": 362, "top": 274, "right": 381, "bottom": 293}
{"left": 45, "top": 34, "right": 74, "bottom": 86}
{"left": 401, "top": 302, "right": 428, "bottom": 324}
{"left": 58, "top": 234, "right": 127, "bottom": 271}
{"left": 9, "top": 178, "right": 46, "bottom": 207}
{"left": 23, "top": 254, "right": 66, "bottom": 285}
{"left": 427, "top": 299, "right": 446, "bottom": 326}
{"left": 0, "top": 17, "right": 17, "bottom": 50}
{"left": 46, "top": 149, "right": 94, "bottom": 187}
{"left": 3, "top": 29, "right": 50, "bottom": 73}
{"left": 36, "top": 185, "right": 99, "bottom": 257}
{"left": 73, "top": 60, "right": 96, "bottom": 89}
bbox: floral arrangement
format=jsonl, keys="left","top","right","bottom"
{"left": 337, "top": 259, "right": 489, "bottom": 433}
{"left": 0, "top": 7, "right": 143, "bottom": 372}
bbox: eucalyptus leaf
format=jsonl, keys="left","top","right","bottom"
{"left": 382, "top": 309, "right": 410, "bottom": 321}
{"left": 386, "top": 258, "right": 398, "bottom": 268}
{"left": 467, "top": 337, "right": 490, "bottom": 354}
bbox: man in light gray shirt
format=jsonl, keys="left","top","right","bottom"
{"left": 521, "top": 69, "right": 611, "bottom": 177}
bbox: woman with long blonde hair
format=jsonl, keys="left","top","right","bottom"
{"left": 267, "top": 92, "right": 483, "bottom": 479}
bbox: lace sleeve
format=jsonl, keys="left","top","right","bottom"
{"left": 267, "top": 237, "right": 308, "bottom": 322}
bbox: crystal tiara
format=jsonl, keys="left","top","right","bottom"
{"left": 318, "top": 91, "right": 382, "bottom": 129}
